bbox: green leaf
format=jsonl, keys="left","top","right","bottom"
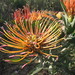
{"left": 59, "top": 0, "right": 66, "bottom": 13}
{"left": 62, "top": 14, "right": 68, "bottom": 26}
{"left": 71, "top": 16, "right": 75, "bottom": 27}
{"left": 31, "top": 67, "right": 43, "bottom": 75}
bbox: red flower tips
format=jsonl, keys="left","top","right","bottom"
{"left": 14, "top": 6, "right": 31, "bottom": 23}
{"left": 4, "top": 60, "right": 11, "bottom": 63}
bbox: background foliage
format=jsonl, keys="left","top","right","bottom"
{"left": 0, "top": 0, "right": 75, "bottom": 75}
{"left": 0, "top": 0, "right": 62, "bottom": 21}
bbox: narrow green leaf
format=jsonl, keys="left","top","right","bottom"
{"left": 31, "top": 67, "right": 43, "bottom": 75}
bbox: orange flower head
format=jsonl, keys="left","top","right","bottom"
{"left": 0, "top": 6, "right": 64, "bottom": 68}
{"left": 61, "top": 0, "right": 75, "bottom": 16}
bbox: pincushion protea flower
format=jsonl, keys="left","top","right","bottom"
{"left": 60, "top": 0, "right": 75, "bottom": 35}
{"left": 60, "top": 0, "right": 75, "bottom": 22}
{"left": 61, "top": 0, "right": 75, "bottom": 16}
{"left": 0, "top": 6, "right": 64, "bottom": 68}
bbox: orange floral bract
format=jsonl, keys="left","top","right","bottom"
{"left": 61, "top": 0, "right": 75, "bottom": 16}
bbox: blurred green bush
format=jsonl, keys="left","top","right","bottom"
{"left": 0, "top": 0, "right": 75, "bottom": 75}
{"left": 0, "top": 0, "right": 62, "bottom": 21}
